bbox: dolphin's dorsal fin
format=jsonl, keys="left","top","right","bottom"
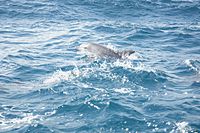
{"left": 119, "top": 50, "right": 135, "bottom": 59}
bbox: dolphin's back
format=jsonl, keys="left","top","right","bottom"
{"left": 80, "top": 43, "right": 121, "bottom": 59}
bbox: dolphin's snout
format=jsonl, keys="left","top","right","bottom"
{"left": 77, "top": 44, "right": 89, "bottom": 51}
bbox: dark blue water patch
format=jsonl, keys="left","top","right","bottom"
{"left": 156, "top": 1, "right": 200, "bottom": 20}
{"left": 93, "top": 25, "right": 113, "bottom": 33}
{"left": 0, "top": 89, "right": 9, "bottom": 95}
{"left": 56, "top": 103, "right": 103, "bottom": 120}
{"left": 93, "top": 25, "right": 130, "bottom": 34}
{"left": 0, "top": 75, "right": 22, "bottom": 84}
{"left": 110, "top": 67, "right": 167, "bottom": 89}
{"left": 144, "top": 103, "right": 174, "bottom": 116}
{"left": 1, "top": 112, "right": 22, "bottom": 120}
{"left": 52, "top": 97, "right": 150, "bottom": 132}
{"left": 173, "top": 64, "right": 198, "bottom": 76}
{"left": 3, "top": 53, "right": 55, "bottom": 73}
{"left": 178, "top": 100, "right": 200, "bottom": 116}
{"left": 190, "top": 81, "right": 200, "bottom": 88}
{"left": 174, "top": 4, "right": 200, "bottom": 16}
{"left": 9, "top": 87, "right": 65, "bottom": 100}
{"left": 45, "top": 34, "right": 78, "bottom": 45}
{"left": 161, "top": 45, "right": 182, "bottom": 53}
{"left": 177, "top": 38, "right": 200, "bottom": 49}
{"left": 44, "top": 40, "right": 69, "bottom": 52}
{"left": 164, "top": 35, "right": 199, "bottom": 49}
{"left": 0, "top": 1, "right": 58, "bottom": 20}
{"left": 17, "top": 49, "right": 39, "bottom": 54}
{"left": 184, "top": 27, "right": 200, "bottom": 34}
{"left": 0, "top": 41, "right": 30, "bottom": 45}
{"left": 0, "top": 30, "right": 24, "bottom": 35}
{"left": 0, "top": 29, "right": 36, "bottom": 38}
{"left": 0, "top": 0, "right": 198, "bottom": 22}
{"left": 41, "top": 52, "right": 66, "bottom": 59}
{"left": 95, "top": 114, "right": 147, "bottom": 132}
{"left": 55, "top": 104, "right": 83, "bottom": 115}
{"left": 125, "top": 28, "right": 167, "bottom": 42}
{"left": 190, "top": 123, "right": 200, "bottom": 133}
{"left": 126, "top": 33, "right": 149, "bottom": 41}
{"left": 7, "top": 54, "right": 35, "bottom": 61}
{"left": 60, "top": 0, "right": 139, "bottom": 9}
{"left": 189, "top": 100, "right": 200, "bottom": 107}
{"left": 56, "top": 0, "right": 154, "bottom": 21}
{"left": 11, "top": 66, "right": 48, "bottom": 82}
{"left": 176, "top": 32, "right": 195, "bottom": 40}
{"left": 165, "top": 111, "right": 187, "bottom": 121}
{"left": 105, "top": 101, "right": 144, "bottom": 118}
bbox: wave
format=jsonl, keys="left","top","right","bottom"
{"left": 43, "top": 58, "right": 168, "bottom": 91}
{"left": 1, "top": 0, "right": 199, "bottom": 22}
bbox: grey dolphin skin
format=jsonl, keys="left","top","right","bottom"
{"left": 78, "top": 43, "right": 135, "bottom": 59}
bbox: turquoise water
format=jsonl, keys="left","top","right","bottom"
{"left": 0, "top": 0, "right": 200, "bottom": 132}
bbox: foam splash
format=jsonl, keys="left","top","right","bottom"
{"left": 0, "top": 113, "right": 39, "bottom": 132}
{"left": 43, "top": 66, "right": 98, "bottom": 86}
{"left": 170, "top": 121, "right": 193, "bottom": 133}
{"left": 184, "top": 59, "right": 199, "bottom": 74}
{"left": 176, "top": 122, "right": 190, "bottom": 133}
{"left": 43, "top": 60, "right": 156, "bottom": 87}
{"left": 113, "top": 60, "right": 155, "bottom": 73}
{"left": 43, "top": 69, "right": 81, "bottom": 85}
{"left": 43, "top": 52, "right": 155, "bottom": 87}
{"left": 113, "top": 59, "right": 134, "bottom": 69}
{"left": 114, "top": 87, "right": 135, "bottom": 95}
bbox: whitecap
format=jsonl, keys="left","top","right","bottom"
{"left": 174, "top": 121, "right": 192, "bottom": 133}
{"left": 0, "top": 113, "right": 40, "bottom": 132}
{"left": 43, "top": 69, "right": 81, "bottom": 85}
{"left": 114, "top": 87, "right": 135, "bottom": 95}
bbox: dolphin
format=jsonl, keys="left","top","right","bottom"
{"left": 77, "top": 43, "right": 135, "bottom": 59}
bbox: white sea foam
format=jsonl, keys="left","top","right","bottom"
{"left": 170, "top": 121, "right": 193, "bottom": 133}
{"left": 184, "top": 59, "right": 199, "bottom": 74}
{"left": 43, "top": 59, "right": 155, "bottom": 87}
{"left": 0, "top": 113, "right": 39, "bottom": 132}
{"left": 113, "top": 60, "right": 155, "bottom": 73}
{"left": 43, "top": 48, "right": 154, "bottom": 87}
{"left": 114, "top": 87, "right": 135, "bottom": 95}
{"left": 43, "top": 69, "right": 81, "bottom": 85}
{"left": 112, "top": 59, "right": 134, "bottom": 69}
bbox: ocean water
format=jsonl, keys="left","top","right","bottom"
{"left": 0, "top": 0, "right": 200, "bottom": 132}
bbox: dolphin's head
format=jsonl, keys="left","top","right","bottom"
{"left": 120, "top": 50, "right": 135, "bottom": 59}
{"left": 77, "top": 44, "right": 90, "bottom": 51}
{"left": 77, "top": 43, "right": 97, "bottom": 58}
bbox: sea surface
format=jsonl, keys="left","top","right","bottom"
{"left": 0, "top": 0, "right": 200, "bottom": 132}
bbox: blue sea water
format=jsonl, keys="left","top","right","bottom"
{"left": 0, "top": 0, "right": 200, "bottom": 132}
